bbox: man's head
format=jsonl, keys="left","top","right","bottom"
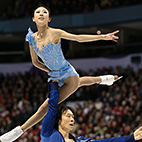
{"left": 54, "top": 105, "right": 75, "bottom": 132}
{"left": 32, "top": 4, "right": 51, "bottom": 26}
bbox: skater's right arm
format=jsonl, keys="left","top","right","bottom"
{"left": 29, "top": 46, "right": 51, "bottom": 72}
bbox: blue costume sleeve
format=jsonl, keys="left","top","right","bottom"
{"left": 76, "top": 134, "right": 135, "bottom": 142}
{"left": 40, "top": 82, "right": 59, "bottom": 137}
{"left": 25, "top": 28, "right": 34, "bottom": 46}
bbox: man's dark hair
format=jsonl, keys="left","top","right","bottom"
{"left": 54, "top": 105, "right": 75, "bottom": 130}
{"left": 32, "top": 3, "right": 51, "bottom": 17}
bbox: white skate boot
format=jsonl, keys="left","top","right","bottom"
{"left": 100, "top": 75, "right": 122, "bottom": 86}
{"left": 0, "top": 126, "right": 23, "bottom": 142}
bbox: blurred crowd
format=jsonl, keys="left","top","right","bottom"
{"left": 0, "top": 0, "right": 142, "bottom": 20}
{"left": 0, "top": 65, "right": 142, "bottom": 142}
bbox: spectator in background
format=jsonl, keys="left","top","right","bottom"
{"left": 2, "top": 81, "right": 142, "bottom": 142}
{"left": 0, "top": 65, "right": 142, "bottom": 141}
{"left": 1, "top": 0, "right": 142, "bottom": 20}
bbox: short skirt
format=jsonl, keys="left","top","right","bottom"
{"left": 47, "top": 61, "right": 79, "bottom": 87}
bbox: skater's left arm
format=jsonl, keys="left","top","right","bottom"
{"left": 54, "top": 29, "right": 119, "bottom": 43}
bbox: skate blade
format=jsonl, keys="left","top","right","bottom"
{"left": 114, "top": 76, "right": 123, "bottom": 82}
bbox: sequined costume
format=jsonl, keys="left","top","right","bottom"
{"left": 26, "top": 28, "right": 79, "bottom": 86}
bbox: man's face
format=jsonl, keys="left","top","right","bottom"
{"left": 33, "top": 7, "right": 51, "bottom": 26}
{"left": 59, "top": 109, "right": 75, "bottom": 132}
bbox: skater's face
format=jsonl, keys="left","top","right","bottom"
{"left": 59, "top": 109, "right": 75, "bottom": 132}
{"left": 33, "top": 7, "right": 51, "bottom": 26}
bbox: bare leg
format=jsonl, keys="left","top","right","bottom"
{"left": 58, "top": 76, "right": 80, "bottom": 103}
{"left": 79, "top": 75, "right": 118, "bottom": 87}
{"left": 21, "top": 75, "right": 118, "bottom": 131}
{"left": 21, "top": 98, "right": 49, "bottom": 132}
{"left": 79, "top": 76, "right": 101, "bottom": 87}
{"left": 21, "top": 76, "right": 80, "bottom": 131}
{"left": 0, "top": 98, "right": 50, "bottom": 142}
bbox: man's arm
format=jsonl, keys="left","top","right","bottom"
{"left": 77, "top": 126, "right": 142, "bottom": 142}
{"left": 40, "top": 82, "right": 59, "bottom": 137}
{"left": 77, "top": 134, "right": 134, "bottom": 142}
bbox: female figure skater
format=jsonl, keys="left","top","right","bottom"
{"left": 26, "top": 4, "right": 120, "bottom": 103}
{"left": 0, "top": 5, "right": 121, "bottom": 142}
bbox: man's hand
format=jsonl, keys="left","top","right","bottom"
{"left": 134, "top": 126, "right": 142, "bottom": 141}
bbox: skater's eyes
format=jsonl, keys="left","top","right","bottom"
{"left": 65, "top": 113, "right": 75, "bottom": 119}
{"left": 36, "top": 10, "right": 47, "bottom": 14}
{"left": 43, "top": 11, "right": 47, "bottom": 13}
{"left": 67, "top": 115, "right": 70, "bottom": 118}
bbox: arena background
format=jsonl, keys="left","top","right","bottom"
{"left": 0, "top": 0, "right": 142, "bottom": 141}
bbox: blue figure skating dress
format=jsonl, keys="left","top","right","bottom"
{"left": 26, "top": 28, "right": 79, "bottom": 87}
